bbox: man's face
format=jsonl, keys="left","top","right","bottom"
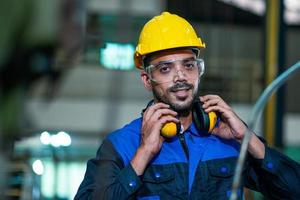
{"left": 144, "top": 49, "right": 200, "bottom": 114}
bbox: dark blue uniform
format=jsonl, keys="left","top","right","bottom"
{"left": 75, "top": 117, "right": 300, "bottom": 200}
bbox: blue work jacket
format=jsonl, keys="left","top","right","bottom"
{"left": 75, "top": 117, "right": 300, "bottom": 200}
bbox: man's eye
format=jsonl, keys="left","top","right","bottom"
{"left": 158, "top": 65, "right": 170, "bottom": 73}
{"left": 184, "top": 62, "right": 196, "bottom": 69}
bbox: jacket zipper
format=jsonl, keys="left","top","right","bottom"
{"left": 179, "top": 132, "right": 189, "bottom": 160}
{"left": 178, "top": 132, "right": 190, "bottom": 199}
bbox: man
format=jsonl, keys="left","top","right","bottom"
{"left": 75, "top": 12, "right": 300, "bottom": 199}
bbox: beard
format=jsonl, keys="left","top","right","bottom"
{"left": 152, "top": 81, "right": 199, "bottom": 116}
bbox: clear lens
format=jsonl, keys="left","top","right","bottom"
{"left": 146, "top": 58, "right": 205, "bottom": 84}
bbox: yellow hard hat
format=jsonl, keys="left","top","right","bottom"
{"left": 134, "top": 12, "right": 205, "bottom": 69}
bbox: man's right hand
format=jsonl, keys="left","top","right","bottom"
{"left": 131, "top": 103, "right": 178, "bottom": 175}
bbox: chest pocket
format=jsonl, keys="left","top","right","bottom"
{"left": 143, "top": 165, "right": 175, "bottom": 183}
{"left": 140, "top": 164, "right": 182, "bottom": 198}
{"left": 206, "top": 157, "right": 238, "bottom": 195}
{"left": 205, "top": 157, "right": 243, "bottom": 199}
{"left": 207, "top": 157, "right": 235, "bottom": 178}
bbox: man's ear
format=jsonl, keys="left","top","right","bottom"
{"left": 141, "top": 71, "right": 152, "bottom": 91}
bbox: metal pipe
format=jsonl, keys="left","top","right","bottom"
{"left": 230, "top": 61, "right": 300, "bottom": 200}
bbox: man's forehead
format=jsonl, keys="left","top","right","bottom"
{"left": 148, "top": 49, "right": 196, "bottom": 64}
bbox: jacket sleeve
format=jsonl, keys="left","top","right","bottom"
{"left": 74, "top": 139, "right": 142, "bottom": 200}
{"left": 245, "top": 144, "right": 300, "bottom": 200}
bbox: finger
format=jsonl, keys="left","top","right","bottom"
{"left": 144, "top": 102, "right": 170, "bottom": 115}
{"left": 150, "top": 108, "right": 178, "bottom": 123}
{"left": 143, "top": 115, "right": 179, "bottom": 137}
{"left": 200, "top": 94, "right": 220, "bottom": 102}
{"left": 200, "top": 95, "right": 231, "bottom": 109}
{"left": 158, "top": 115, "right": 180, "bottom": 128}
{"left": 202, "top": 98, "right": 230, "bottom": 110}
{"left": 205, "top": 105, "right": 245, "bottom": 127}
{"left": 204, "top": 105, "right": 233, "bottom": 120}
{"left": 143, "top": 103, "right": 170, "bottom": 119}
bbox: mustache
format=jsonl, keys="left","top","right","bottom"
{"left": 168, "top": 82, "right": 194, "bottom": 92}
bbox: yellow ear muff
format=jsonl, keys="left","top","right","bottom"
{"left": 208, "top": 111, "right": 218, "bottom": 132}
{"left": 161, "top": 122, "right": 178, "bottom": 138}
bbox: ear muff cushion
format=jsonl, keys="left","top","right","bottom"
{"left": 192, "top": 100, "right": 210, "bottom": 133}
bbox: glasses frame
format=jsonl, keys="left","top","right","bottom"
{"left": 145, "top": 58, "right": 205, "bottom": 84}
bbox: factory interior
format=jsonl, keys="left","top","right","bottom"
{"left": 0, "top": 0, "right": 300, "bottom": 199}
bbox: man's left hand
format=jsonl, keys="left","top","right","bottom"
{"left": 200, "top": 95, "right": 246, "bottom": 142}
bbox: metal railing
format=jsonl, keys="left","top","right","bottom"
{"left": 230, "top": 61, "right": 300, "bottom": 200}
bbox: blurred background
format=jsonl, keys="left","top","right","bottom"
{"left": 0, "top": 0, "right": 299, "bottom": 199}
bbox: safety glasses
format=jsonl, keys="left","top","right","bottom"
{"left": 145, "top": 58, "right": 205, "bottom": 84}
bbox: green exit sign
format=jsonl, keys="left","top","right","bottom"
{"left": 100, "top": 42, "right": 135, "bottom": 70}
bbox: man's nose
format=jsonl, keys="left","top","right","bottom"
{"left": 173, "top": 65, "right": 187, "bottom": 82}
